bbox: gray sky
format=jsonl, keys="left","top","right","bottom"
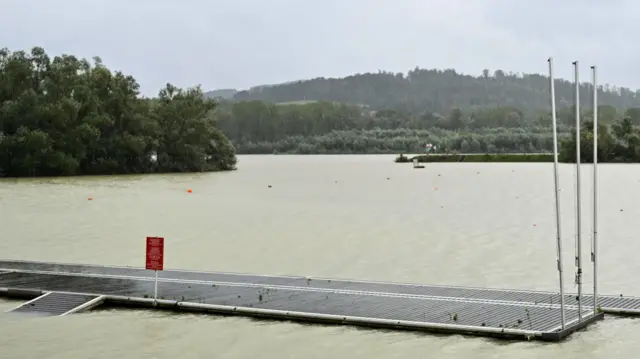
{"left": 1, "top": 0, "right": 637, "bottom": 96}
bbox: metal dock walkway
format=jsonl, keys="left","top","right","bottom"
{"left": 2, "top": 259, "right": 636, "bottom": 341}
{"left": 7, "top": 291, "right": 104, "bottom": 316}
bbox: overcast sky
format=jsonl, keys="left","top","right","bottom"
{"left": 1, "top": 0, "right": 637, "bottom": 96}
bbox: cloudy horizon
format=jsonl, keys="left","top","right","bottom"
{"left": 1, "top": 0, "right": 637, "bottom": 96}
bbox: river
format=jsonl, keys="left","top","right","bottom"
{"left": 1, "top": 155, "right": 639, "bottom": 358}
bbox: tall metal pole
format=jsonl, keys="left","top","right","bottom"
{"left": 591, "top": 65, "right": 599, "bottom": 313}
{"left": 573, "top": 61, "right": 583, "bottom": 321}
{"left": 548, "top": 57, "right": 566, "bottom": 328}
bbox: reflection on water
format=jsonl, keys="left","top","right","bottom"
{"left": 2, "top": 155, "right": 640, "bottom": 358}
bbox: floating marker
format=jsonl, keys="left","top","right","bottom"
{"left": 87, "top": 197, "right": 93, "bottom": 201}
{"left": 187, "top": 189, "right": 193, "bottom": 193}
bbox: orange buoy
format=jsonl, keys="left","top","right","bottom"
{"left": 88, "top": 197, "right": 93, "bottom": 201}
{"left": 187, "top": 189, "right": 193, "bottom": 193}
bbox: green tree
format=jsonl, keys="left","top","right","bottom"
{"left": 154, "top": 84, "right": 236, "bottom": 172}
{"left": 560, "top": 118, "right": 634, "bottom": 163}
{"left": 0, "top": 47, "right": 236, "bottom": 177}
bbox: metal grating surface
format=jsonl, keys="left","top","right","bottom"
{"left": 0, "top": 260, "right": 638, "bottom": 313}
{"left": 9, "top": 291, "right": 102, "bottom": 316}
{"left": 0, "top": 271, "right": 593, "bottom": 332}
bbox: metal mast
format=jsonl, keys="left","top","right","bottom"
{"left": 591, "top": 65, "right": 599, "bottom": 314}
{"left": 548, "top": 57, "right": 566, "bottom": 328}
{"left": 572, "top": 61, "right": 584, "bottom": 321}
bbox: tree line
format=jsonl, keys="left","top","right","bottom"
{"left": 3, "top": 47, "right": 640, "bottom": 178}
{"left": 0, "top": 47, "right": 237, "bottom": 177}
{"left": 560, "top": 117, "right": 640, "bottom": 163}
{"left": 215, "top": 99, "right": 640, "bottom": 157}
{"left": 223, "top": 68, "right": 640, "bottom": 116}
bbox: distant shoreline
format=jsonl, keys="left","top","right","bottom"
{"left": 395, "top": 153, "right": 640, "bottom": 163}
{"left": 395, "top": 153, "right": 554, "bottom": 163}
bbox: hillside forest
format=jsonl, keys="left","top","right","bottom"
{"left": 212, "top": 69, "right": 640, "bottom": 161}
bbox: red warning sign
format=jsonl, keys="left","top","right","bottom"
{"left": 145, "top": 237, "right": 164, "bottom": 271}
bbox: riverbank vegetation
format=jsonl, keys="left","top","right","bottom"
{"left": 391, "top": 116, "right": 640, "bottom": 164}
{"left": 214, "top": 101, "right": 563, "bottom": 154}
{"left": 215, "top": 100, "right": 640, "bottom": 161}
{"left": 5, "top": 46, "right": 640, "bottom": 177}
{"left": 560, "top": 117, "right": 640, "bottom": 163}
{"left": 0, "top": 47, "right": 237, "bottom": 177}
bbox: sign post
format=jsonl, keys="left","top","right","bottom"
{"left": 145, "top": 236, "right": 165, "bottom": 304}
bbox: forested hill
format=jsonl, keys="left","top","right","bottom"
{"left": 229, "top": 69, "right": 640, "bottom": 114}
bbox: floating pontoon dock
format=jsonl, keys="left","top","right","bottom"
{"left": 4, "top": 259, "right": 640, "bottom": 341}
